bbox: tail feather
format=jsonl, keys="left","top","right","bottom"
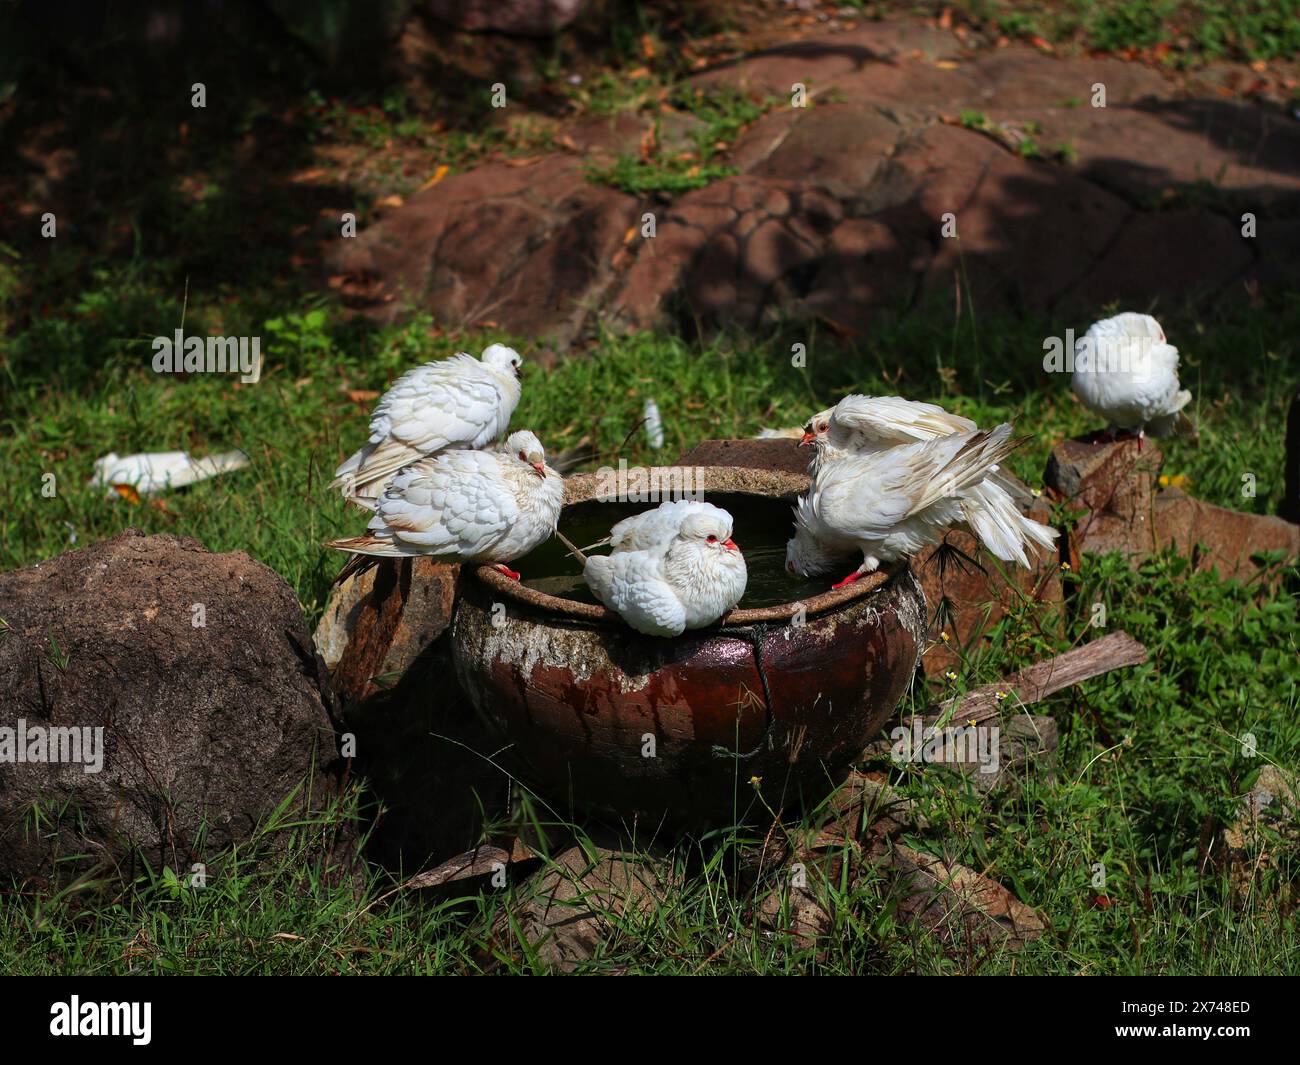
{"left": 1148, "top": 396, "right": 1197, "bottom": 441}
{"left": 962, "top": 480, "right": 1059, "bottom": 568}
{"left": 331, "top": 438, "right": 424, "bottom": 502}
{"left": 327, "top": 533, "right": 426, "bottom": 586}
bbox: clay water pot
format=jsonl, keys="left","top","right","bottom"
{"left": 450, "top": 467, "right": 926, "bottom": 824}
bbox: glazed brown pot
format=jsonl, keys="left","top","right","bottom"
{"left": 450, "top": 467, "right": 927, "bottom": 824}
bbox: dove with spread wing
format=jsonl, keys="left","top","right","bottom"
{"left": 328, "top": 430, "right": 561, "bottom": 582}
{"left": 799, "top": 394, "right": 1056, "bottom": 565}
{"left": 332, "top": 343, "right": 523, "bottom": 507}
{"left": 786, "top": 424, "right": 1034, "bottom": 588}
{"left": 584, "top": 501, "right": 748, "bottom": 637}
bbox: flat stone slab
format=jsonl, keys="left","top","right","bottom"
{"left": 318, "top": 23, "right": 1300, "bottom": 344}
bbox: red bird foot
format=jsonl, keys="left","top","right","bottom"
{"left": 494, "top": 564, "right": 521, "bottom": 581}
{"left": 831, "top": 571, "right": 863, "bottom": 590}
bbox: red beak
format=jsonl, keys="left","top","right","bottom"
{"left": 799, "top": 431, "right": 815, "bottom": 446}
{"left": 724, "top": 538, "right": 738, "bottom": 551}
{"left": 531, "top": 461, "right": 545, "bottom": 477}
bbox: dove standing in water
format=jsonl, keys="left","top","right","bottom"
{"left": 786, "top": 424, "right": 1030, "bottom": 588}
{"left": 332, "top": 343, "right": 523, "bottom": 507}
{"left": 584, "top": 501, "right": 748, "bottom": 637}
{"left": 1072, "top": 312, "right": 1195, "bottom": 444}
{"left": 800, "top": 395, "right": 1056, "bottom": 564}
{"left": 328, "top": 430, "right": 561, "bottom": 582}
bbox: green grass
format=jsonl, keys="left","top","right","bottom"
{"left": 2, "top": 0, "right": 1298, "bottom": 974}
{"left": 2, "top": 547, "right": 1295, "bottom": 974}
{"left": 586, "top": 85, "right": 775, "bottom": 195}
{"left": 960, "top": 0, "right": 1300, "bottom": 63}
{"left": 1, "top": 260, "right": 1298, "bottom": 972}
{"left": 2, "top": 261, "right": 1297, "bottom": 618}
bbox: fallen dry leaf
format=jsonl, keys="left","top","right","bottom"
{"left": 418, "top": 165, "right": 450, "bottom": 191}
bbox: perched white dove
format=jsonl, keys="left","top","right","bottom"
{"left": 800, "top": 394, "right": 1055, "bottom": 562}
{"left": 800, "top": 394, "right": 979, "bottom": 471}
{"left": 332, "top": 343, "right": 523, "bottom": 507}
{"left": 91, "top": 450, "right": 249, "bottom": 497}
{"left": 584, "top": 501, "right": 748, "bottom": 637}
{"left": 786, "top": 424, "right": 1030, "bottom": 588}
{"left": 1072, "top": 312, "right": 1194, "bottom": 442}
{"left": 327, "top": 430, "right": 562, "bottom": 583}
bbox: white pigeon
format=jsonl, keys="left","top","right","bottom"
{"left": 332, "top": 343, "right": 523, "bottom": 507}
{"left": 785, "top": 424, "right": 1029, "bottom": 588}
{"left": 1072, "top": 312, "right": 1194, "bottom": 441}
{"left": 584, "top": 501, "right": 748, "bottom": 637}
{"left": 800, "top": 394, "right": 979, "bottom": 471}
{"left": 327, "top": 429, "right": 562, "bottom": 582}
{"left": 91, "top": 450, "right": 249, "bottom": 497}
{"left": 800, "top": 394, "right": 1055, "bottom": 563}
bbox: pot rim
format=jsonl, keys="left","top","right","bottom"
{"left": 470, "top": 464, "right": 901, "bottom": 625}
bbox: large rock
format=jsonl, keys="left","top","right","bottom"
{"left": 0, "top": 530, "right": 343, "bottom": 884}
{"left": 317, "top": 27, "right": 1300, "bottom": 346}
{"left": 328, "top": 156, "right": 639, "bottom": 345}
{"left": 427, "top": 0, "right": 584, "bottom": 36}
{"left": 1046, "top": 437, "right": 1300, "bottom": 577}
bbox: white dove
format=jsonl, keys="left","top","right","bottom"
{"left": 327, "top": 430, "right": 562, "bottom": 582}
{"left": 583, "top": 501, "right": 748, "bottom": 637}
{"left": 91, "top": 450, "right": 249, "bottom": 497}
{"left": 332, "top": 343, "right": 523, "bottom": 507}
{"left": 1072, "top": 312, "right": 1194, "bottom": 443}
{"left": 785, "top": 424, "right": 1028, "bottom": 588}
{"left": 800, "top": 394, "right": 979, "bottom": 472}
{"left": 800, "top": 394, "right": 1055, "bottom": 563}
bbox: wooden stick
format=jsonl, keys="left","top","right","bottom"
{"left": 553, "top": 528, "right": 589, "bottom": 566}
{"left": 926, "top": 631, "right": 1148, "bottom": 727}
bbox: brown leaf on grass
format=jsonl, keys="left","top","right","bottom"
{"left": 418, "top": 165, "right": 450, "bottom": 191}
{"left": 818, "top": 314, "right": 858, "bottom": 339}
{"left": 504, "top": 156, "right": 541, "bottom": 168}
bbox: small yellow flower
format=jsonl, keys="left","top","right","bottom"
{"left": 749, "top": 775, "right": 762, "bottom": 787}
{"left": 940, "top": 631, "right": 951, "bottom": 643}
{"left": 967, "top": 718, "right": 977, "bottom": 727}
{"left": 944, "top": 669, "right": 958, "bottom": 681}
{"left": 994, "top": 690, "right": 1008, "bottom": 702}
{"left": 1060, "top": 562, "right": 1071, "bottom": 572}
